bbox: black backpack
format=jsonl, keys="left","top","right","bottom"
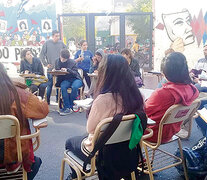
{"left": 83, "top": 112, "right": 147, "bottom": 180}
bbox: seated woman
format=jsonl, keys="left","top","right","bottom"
{"left": 65, "top": 54, "right": 145, "bottom": 179}
{"left": 20, "top": 49, "right": 47, "bottom": 99}
{"left": 89, "top": 48, "right": 104, "bottom": 74}
{"left": 87, "top": 49, "right": 105, "bottom": 97}
{"left": 0, "top": 62, "right": 49, "bottom": 180}
{"left": 145, "top": 52, "right": 199, "bottom": 143}
{"left": 121, "top": 48, "right": 143, "bottom": 87}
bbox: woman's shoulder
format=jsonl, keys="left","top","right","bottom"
{"left": 33, "top": 57, "right": 41, "bottom": 63}
{"left": 94, "top": 93, "right": 114, "bottom": 104}
{"left": 15, "top": 86, "right": 31, "bottom": 104}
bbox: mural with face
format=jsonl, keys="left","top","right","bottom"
{"left": 162, "top": 9, "right": 195, "bottom": 46}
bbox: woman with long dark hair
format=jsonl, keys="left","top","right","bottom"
{"left": 65, "top": 54, "right": 145, "bottom": 179}
{"left": 20, "top": 49, "right": 48, "bottom": 99}
{"left": 145, "top": 52, "right": 199, "bottom": 143}
{"left": 0, "top": 62, "right": 49, "bottom": 180}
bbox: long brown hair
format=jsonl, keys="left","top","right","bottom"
{"left": 0, "top": 63, "right": 24, "bottom": 127}
{"left": 94, "top": 54, "right": 144, "bottom": 114}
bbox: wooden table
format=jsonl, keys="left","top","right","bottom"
{"left": 19, "top": 73, "right": 38, "bottom": 78}
{"left": 48, "top": 70, "right": 69, "bottom": 76}
{"left": 48, "top": 70, "right": 69, "bottom": 86}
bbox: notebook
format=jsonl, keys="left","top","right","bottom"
{"left": 32, "top": 118, "right": 48, "bottom": 127}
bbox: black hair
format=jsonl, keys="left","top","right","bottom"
{"left": 121, "top": 48, "right": 133, "bottom": 60}
{"left": 19, "top": 21, "right": 27, "bottom": 30}
{"left": 60, "top": 49, "right": 70, "bottom": 59}
{"left": 79, "top": 40, "right": 87, "bottom": 46}
{"left": 98, "top": 54, "right": 144, "bottom": 114}
{"left": 43, "top": 21, "right": 51, "bottom": 30}
{"left": 52, "top": 30, "right": 59, "bottom": 36}
{"left": 163, "top": 52, "right": 191, "bottom": 84}
{"left": 20, "top": 48, "right": 30, "bottom": 60}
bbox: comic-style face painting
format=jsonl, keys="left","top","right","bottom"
{"left": 17, "top": 19, "right": 28, "bottom": 32}
{"left": 41, "top": 19, "right": 52, "bottom": 33}
{"left": 0, "top": 20, "right": 7, "bottom": 33}
{"left": 162, "top": 9, "right": 195, "bottom": 46}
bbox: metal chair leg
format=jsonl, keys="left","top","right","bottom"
{"left": 143, "top": 144, "right": 154, "bottom": 180}
{"left": 131, "top": 171, "right": 136, "bottom": 180}
{"left": 60, "top": 158, "right": 66, "bottom": 180}
{"left": 178, "top": 138, "right": 189, "bottom": 180}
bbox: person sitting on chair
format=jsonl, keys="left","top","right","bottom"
{"left": 121, "top": 48, "right": 143, "bottom": 88}
{"left": 89, "top": 48, "right": 105, "bottom": 74}
{"left": 145, "top": 52, "right": 199, "bottom": 143}
{"left": 65, "top": 54, "right": 146, "bottom": 179}
{"left": 20, "top": 49, "right": 48, "bottom": 99}
{"left": 0, "top": 62, "right": 49, "bottom": 180}
{"left": 55, "top": 49, "right": 83, "bottom": 116}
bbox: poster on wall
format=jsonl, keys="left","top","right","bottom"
{"left": 17, "top": 19, "right": 28, "bottom": 32}
{"left": 154, "top": 0, "right": 207, "bottom": 70}
{"left": 41, "top": 19, "right": 52, "bottom": 33}
{"left": 0, "top": 19, "right": 7, "bottom": 33}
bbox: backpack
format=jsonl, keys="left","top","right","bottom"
{"left": 175, "top": 137, "right": 207, "bottom": 179}
{"left": 83, "top": 112, "right": 147, "bottom": 180}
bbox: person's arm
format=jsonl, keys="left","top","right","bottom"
{"left": 55, "top": 59, "right": 61, "bottom": 70}
{"left": 39, "top": 42, "right": 48, "bottom": 66}
{"left": 34, "top": 58, "right": 44, "bottom": 75}
{"left": 131, "top": 59, "right": 141, "bottom": 77}
{"left": 74, "top": 50, "right": 83, "bottom": 63}
{"left": 66, "top": 61, "right": 80, "bottom": 76}
{"left": 25, "top": 93, "right": 49, "bottom": 119}
{"left": 20, "top": 60, "right": 25, "bottom": 73}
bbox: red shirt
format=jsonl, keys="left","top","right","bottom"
{"left": 145, "top": 82, "right": 199, "bottom": 143}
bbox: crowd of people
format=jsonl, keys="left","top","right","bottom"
{"left": 0, "top": 29, "right": 207, "bottom": 179}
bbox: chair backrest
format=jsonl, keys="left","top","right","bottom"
{"left": 91, "top": 114, "right": 136, "bottom": 147}
{"left": 156, "top": 99, "right": 201, "bottom": 145}
{"left": 0, "top": 115, "right": 22, "bottom": 162}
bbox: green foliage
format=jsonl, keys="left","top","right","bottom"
{"left": 127, "top": 0, "right": 152, "bottom": 44}
{"left": 62, "top": 3, "right": 86, "bottom": 42}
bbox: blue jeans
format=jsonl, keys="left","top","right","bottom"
{"left": 195, "top": 99, "right": 207, "bottom": 137}
{"left": 60, "top": 79, "right": 83, "bottom": 109}
{"left": 195, "top": 83, "right": 207, "bottom": 92}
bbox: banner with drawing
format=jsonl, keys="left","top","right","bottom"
{"left": 0, "top": 0, "right": 57, "bottom": 47}
{"left": 154, "top": 0, "right": 207, "bottom": 70}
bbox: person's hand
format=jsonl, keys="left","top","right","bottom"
{"left": 94, "top": 70, "right": 98, "bottom": 75}
{"left": 61, "top": 68, "right": 67, "bottom": 72}
{"left": 52, "top": 69, "right": 55, "bottom": 72}
{"left": 25, "top": 70, "right": 29, "bottom": 74}
{"left": 47, "top": 64, "right": 52, "bottom": 68}
{"left": 193, "top": 78, "right": 199, "bottom": 84}
{"left": 92, "top": 56, "right": 98, "bottom": 65}
{"left": 170, "top": 38, "right": 184, "bottom": 52}
{"left": 189, "top": 72, "right": 195, "bottom": 78}
{"left": 75, "top": 57, "right": 83, "bottom": 62}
